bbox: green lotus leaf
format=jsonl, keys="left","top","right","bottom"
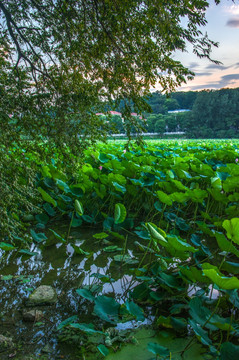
{"left": 203, "top": 269, "right": 239, "bottom": 289}
{"left": 114, "top": 203, "right": 127, "bottom": 224}
{"left": 156, "top": 190, "right": 172, "bottom": 206}
{"left": 223, "top": 218, "right": 239, "bottom": 245}
{"left": 71, "top": 323, "right": 104, "bottom": 335}
{"left": 76, "top": 288, "right": 95, "bottom": 302}
{"left": 146, "top": 223, "right": 167, "bottom": 244}
{"left": 38, "top": 187, "right": 57, "bottom": 207}
{"left": 56, "top": 179, "right": 70, "bottom": 193}
{"left": 125, "top": 300, "right": 145, "bottom": 321}
{"left": 0, "top": 242, "right": 16, "bottom": 251}
{"left": 97, "top": 344, "right": 109, "bottom": 357}
{"left": 74, "top": 200, "right": 84, "bottom": 216}
{"left": 220, "top": 342, "right": 239, "bottom": 360}
{"left": 93, "top": 295, "right": 120, "bottom": 323}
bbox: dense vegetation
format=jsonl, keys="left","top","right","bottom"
{"left": 1, "top": 1, "right": 239, "bottom": 358}
{"left": 0, "top": 0, "right": 223, "bottom": 245}
{"left": 1, "top": 140, "right": 239, "bottom": 359}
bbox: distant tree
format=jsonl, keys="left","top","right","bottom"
{"left": 165, "top": 98, "right": 180, "bottom": 111}
{"left": 187, "top": 88, "right": 239, "bottom": 138}
{"left": 171, "top": 91, "right": 198, "bottom": 109}
{"left": 146, "top": 114, "right": 164, "bottom": 132}
{"left": 154, "top": 118, "right": 166, "bottom": 133}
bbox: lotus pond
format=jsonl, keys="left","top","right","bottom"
{"left": 1, "top": 139, "right": 239, "bottom": 359}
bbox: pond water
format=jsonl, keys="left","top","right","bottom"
{"left": 0, "top": 225, "right": 154, "bottom": 359}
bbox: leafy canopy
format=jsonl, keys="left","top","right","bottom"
{"left": 0, "top": 0, "right": 221, "bottom": 142}
{"left": 0, "top": 0, "right": 222, "bottom": 237}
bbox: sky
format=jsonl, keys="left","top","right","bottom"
{"left": 173, "top": 0, "right": 239, "bottom": 91}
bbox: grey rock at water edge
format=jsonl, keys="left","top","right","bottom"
{"left": 23, "top": 309, "right": 44, "bottom": 322}
{"left": 0, "top": 334, "right": 14, "bottom": 352}
{"left": 26, "top": 285, "right": 57, "bottom": 306}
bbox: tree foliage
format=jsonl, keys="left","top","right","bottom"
{"left": 0, "top": 0, "right": 223, "bottom": 238}
{"left": 0, "top": 0, "right": 221, "bottom": 144}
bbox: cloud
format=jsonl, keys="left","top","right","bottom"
{"left": 223, "top": 5, "right": 239, "bottom": 15}
{"left": 220, "top": 73, "right": 239, "bottom": 83}
{"left": 195, "top": 72, "right": 213, "bottom": 77}
{"left": 226, "top": 17, "right": 239, "bottom": 27}
{"left": 206, "top": 64, "right": 228, "bottom": 70}
{"left": 189, "top": 73, "right": 239, "bottom": 91}
{"left": 189, "top": 62, "right": 200, "bottom": 70}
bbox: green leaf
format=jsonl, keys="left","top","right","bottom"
{"left": 35, "top": 213, "right": 49, "bottom": 224}
{"left": 72, "top": 245, "right": 90, "bottom": 256}
{"left": 171, "top": 192, "right": 189, "bottom": 203}
{"left": 49, "top": 229, "right": 66, "bottom": 243}
{"left": 221, "top": 261, "right": 239, "bottom": 274}
{"left": 220, "top": 342, "right": 239, "bottom": 360}
{"left": 108, "top": 231, "right": 125, "bottom": 241}
{"left": 112, "top": 181, "right": 126, "bottom": 193}
{"left": 93, "top": 232, "right": 109, "bottom": 239}
{"left": 147, "top": 342, "right": 170, "bottom": 357}
{"left": 223, "top": 218, "right": 239, "bottom": 245}
{"left": 125, "top": 300, "right": 145, "bottom": 321}
{"left": 71, "top": 218, "right": 82, "bottom": 227}
{"left": 130, "top": 178, "right": 144, "bottom": 186}
{"left": 146, "top": 223, "right": 167, "bottom": 243}
{"left": 74, "top": 200, "right": 84, "bottom": 216}
{"left": 114, "top": 254, "right": 138, "bottom": 264}
{"left": 82, "top": 215, "right": 94, "bottom": 223}
{"left": 76, "top": 288, "right": 95, "bottom": 301}
{"left": 167, "top": 235, "right": 197, "bottom": 253}
{"left": 189, "top": 297, "right": 213, "bottom": 329}
{"left": 203, "top": 269, "right": 239, "bottom": 289}
{"left": 30, "top": 229, "right": 47, "bottom": 243}
{"left": 70, "top": 323, "right": 104, "bottom": 335}
{"left": 114, "top": 203, "right": 127, "bottom": 224}
{"left": 82, "top": 163, "right": 93, "bottom": 174}
{"left": 58, "top": 194, "right": 72, "bottom": 203}
{"left": 57, "top": 315, "right": 78, "bottom": 331}
{"left": 188, "top": 319, "right": 212, "bottom": 347}
{"left": 56, "top": 179, "right": 70, "bottom": 193}
{"left": 186, "top": 189, "right": 208, "bottom": 203}
{"left": 103, "top": 245, "right": 121, "bottom": 252}
{"left": 0, "top": 242, "right": 16, "bottom": 251}
{"left": 93, "top": 295, "right": 120, "bottom": 323}
{"left": 90, "top": 273, "right": 114, "bottom": 282}
{"left": 180, "top": 266, "right": 206, "bottom": 283}
{"left": 19, "top": 249, "right": 38, "bottom": 256}
{"left": 43, "top": 203, "right": 56, "bottom": 216}
{"left": 99, "top": 153, "right": 109, "bottom": 163}
{"left": 214, "top": 231, "right": 239, "bottom": 257}
{"left": 156, "top": 190, "right": 172, "bottom": 206}
{"left": 159, "top": 272, "right": 184, "bottom": 290}
{"left": 38, "top": 187, "right": 57, "bottom": 207}
{"left": 97, "top": 344, "right": 109, "bottom": 357}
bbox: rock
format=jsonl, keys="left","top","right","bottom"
{"left": 26, "top": 285, "right": 57, "bottom": 306}
{"left": 0, "top": 334, "right": 14, "bottom": 352}
{"left": 23, "top": 310, "right": 43, "bottom": 322}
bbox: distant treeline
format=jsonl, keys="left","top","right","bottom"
{"left": 145, "top": 88, "right": 239, "bottom": 138}
{"left": 112, "top": 88, "right": 239, "bottom": 138}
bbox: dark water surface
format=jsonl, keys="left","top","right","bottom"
{"left": 0, "top": 226, "right": 148, "bottom": 359}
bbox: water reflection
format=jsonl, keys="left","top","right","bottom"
{"left": 0, "top": 227, "right": 142, "bottom": 359}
